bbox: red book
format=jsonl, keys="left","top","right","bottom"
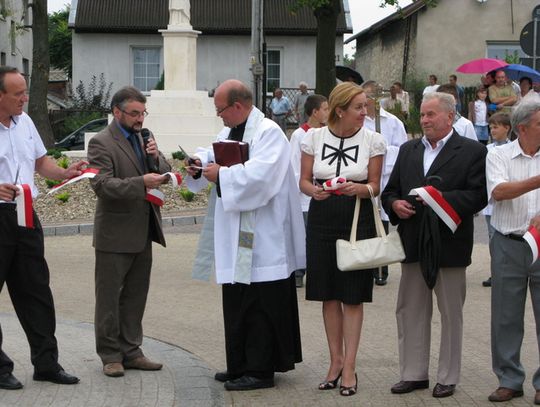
{"left": 212, "top": 141, "right": 249, "bottom": 167}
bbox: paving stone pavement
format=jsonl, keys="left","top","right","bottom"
{"left": 0, "top": 217, "right": 539, "bottom": 406}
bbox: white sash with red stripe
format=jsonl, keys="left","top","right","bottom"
{"left": 144, "top": 172, "right": 183, "bottom": 206}
{"left": 47, "top": 168, "right": 99, "bottom": 195}
{"left": 409, "top": 186, "right": 462, "bottom": 233}
{"left": 15, "top": 184, "right": 34, "bottom": 228}
{"left": 523, "top": 226, "right": 540, "bottom": 265}
{"left": 322, "top": 176, "right": 346, "bottom": 195}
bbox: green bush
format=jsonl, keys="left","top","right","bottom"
{"left": 171, "top": 150, "right": 186, "bottom": 160}
{"left": 179, "top": 188, "right": 195, "bottom": 202}
{"left": 56, "top": 192, "right": 70, "bottom": 203}
{"left": 45, "top": 178, "right": 62, "bottom": 188}
{"left": 405, "top": 106, "right": 423, "bottom": 138}
{"left": 47, "top": 148, "right": 65, "bottom": 159}
{"left": 57, "top": 156, "right": 70, "bottom": 169}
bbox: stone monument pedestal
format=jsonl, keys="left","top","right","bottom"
{"left": 142, "top": 7, "right": 222, "bottom": 155}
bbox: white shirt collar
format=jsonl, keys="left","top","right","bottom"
{"left": 421, "top": 129, "right": 454, "bottom": 150}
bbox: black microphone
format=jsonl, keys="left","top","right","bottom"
{"left": 140, "top": 128, "right": 159, "bottom": 173}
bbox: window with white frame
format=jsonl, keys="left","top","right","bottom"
{"left": 132, "top": 47, "right": 161, "bottom": 93}
{"left": 486, "top": 41, "right": 527, "bottom": 61}
{"left": 266, "top": 49, "right": 281, "bottom": 93}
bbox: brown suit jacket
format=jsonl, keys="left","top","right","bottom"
{"left": 88, "top": 121, "right": 171, "bottom": 253}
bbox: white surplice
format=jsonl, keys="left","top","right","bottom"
{"left": 187, "top": 107, "right": 306, "bottom": 284}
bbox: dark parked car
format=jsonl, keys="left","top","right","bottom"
{"left": 55, "top": 118, "right": 108, "bottom": 150}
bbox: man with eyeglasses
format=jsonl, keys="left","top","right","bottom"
{"left": 185, "top": 79, "right": 305, "bottom": 391}
{"left": 87, "top": 86, "right": 171, "bottom": 378}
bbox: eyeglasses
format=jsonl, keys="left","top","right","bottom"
{"left": 216, "top": 104, "right": 233, "bottom": 115}
{"left": 120, "top": 109, "right": 149, "bottom": 118}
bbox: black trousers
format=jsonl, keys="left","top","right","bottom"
{"left": 222, "top": 274, "right": 302, "bottom": 378}
{"left": 0, "top": 205, "right": 61, "bottom": 374}
{"left": 373, "top": 220, "right": 390, "bottom": 280}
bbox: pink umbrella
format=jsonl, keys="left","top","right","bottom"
{"left": 456, "top": 58, "right": 509, "bottom": 74}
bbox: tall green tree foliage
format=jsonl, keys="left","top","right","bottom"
{"left": 293, "top": 0, "right": 437, "bottom": 97}
{"left": 48, "top": 7, "right": 72, "bottom": 77}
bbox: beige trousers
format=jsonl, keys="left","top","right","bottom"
{"left": 396, "top": 262, "right": 466, "bottom": 385}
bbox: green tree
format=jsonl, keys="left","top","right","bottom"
{"left": 48, "top": 6, "right": 72, "bottom": 77}
{"left": 293, "top": 0, "right": 437, "bottom": 97}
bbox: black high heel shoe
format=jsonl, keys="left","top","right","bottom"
{"left": 339, "top": 373, "right": 358, "bottom": 396}
{"left": 318, "top": 370, "right": 342, "bottom": 390}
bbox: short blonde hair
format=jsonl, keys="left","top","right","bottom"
{"left": 328, "top": 82, "right": 365, "bottom": 127}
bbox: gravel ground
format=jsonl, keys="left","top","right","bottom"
{"left": 34, "top": 157, "right": 208, "bottom": 225}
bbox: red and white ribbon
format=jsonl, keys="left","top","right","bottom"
{"left": 47, "top": 168, "right": 99, "bottom": 195}
{"left": 322, "top": 177, "right": 346, "bottom": 195}
{"left": 15, "top": 184, "right": 34, "bottom": 228}
{"left": 523, "top": 225, "right": 540, "bottom": 265}
{"left": 145, "top": 189, "right": 165, "bottom": 207}
{"left": 164, "top": 172, "right": 183, "bottom": 188}
{"left": 409, "top": 186, "right": 462, "bottom": 233}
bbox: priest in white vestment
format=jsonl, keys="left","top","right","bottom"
{"left": 185, "top": 79, "right": 305, "bottom": 391}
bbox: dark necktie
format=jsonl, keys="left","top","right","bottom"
{"left": 128, "top": 133, "right": 145, "bottom": 171}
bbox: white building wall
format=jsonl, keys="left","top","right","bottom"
{"left": 0, "top": 0, "right": 32, "bottom": 74}
{"left": 72, "top": 32, "right": 164, "bottom": 96}
{"left": 73, "top": 31, "right": 345, "bottom": 95}
{"left": 415, "top": 0, "right": 534, "bottom": 86}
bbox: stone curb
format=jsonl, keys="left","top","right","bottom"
{"left": 42, "top": 214, "right": 206, "bottom": 237}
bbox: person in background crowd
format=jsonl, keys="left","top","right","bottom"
{"left": 518, "top": 76, "right": 540, "bottom": 105}
{"left": 488, "top": 70, "right": 517, "bottom": 114}
{"left": 293, "top": 82, "right": 310, "bottom": 125}
{"left": 362, "top": 80, "right": 408, "bottom": 286}
{"left": 423, "top": 74, "right": 440, "bottom": 95}
{"left": 468, "top": 86, "right": 490, "bottom": 145}
{"left": 393, "top": 81, "right": 410, "bottom": 118}
{"left": 437, "top": 84, "right": 478, "bottom": 141}
{"left": 449, "top": 75, "right": 465, "bottom": 114}
{"left": 269, "top": 88, "right": 292, "bottom": 134}
{"left": 481, "top": 112, "right": 512, "bottom": 288}
{"left": 485, "top": 102, "right": 540, "bottom": 404}
{"left": 289, "top": 94, "right": 329, "bottom": 288}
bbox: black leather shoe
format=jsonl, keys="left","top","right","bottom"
{"left": 391, "top": 380, "right": 429, "bottom": 394}
{"left": 33, "top": 369, "right": 80, "bottom": 385}
{"left": 482, "top": 277, "right": 492, "bottom": 287}
{"left": 0, "top": 372, "right": 23, "bottom": 390}
{"left": 432, "top": 383, "right": 455, "bottom": 398}
{"left": 224, "top": 375, "right": 274, "bottom": 391}
{"left": 375, "top": 277, "right": 387, "bottom": 286}
{"left": 214, "top": 371, "right": 242, "bottom": 382}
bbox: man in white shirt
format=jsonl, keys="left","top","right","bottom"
{"left": 0, "top": 66, "right": 83, "bottom": 389}
{"left": 186, "top": 79, "right": 305, "bottom": 391}
{"left": 423, "top": 74, "right": 440, "bottom": 95}
{"left": 363, "top": 81, "right": 408, "bottom": 285}
{"left": 486, "top": 101, "right": 540, "bottom": 404}
{"left": 437, "top": 84, "right": 478, "bottom": 141}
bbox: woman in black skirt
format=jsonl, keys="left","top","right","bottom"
{"left": 299, "top": 82, "right": 386, "bottom": 396}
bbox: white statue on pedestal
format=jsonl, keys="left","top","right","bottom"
{"left": 169, "top": 0, "right": 191, "bottom": 27}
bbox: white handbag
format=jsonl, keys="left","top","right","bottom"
{"left": 336, "top": 184, "right": 405, "bottom": 271}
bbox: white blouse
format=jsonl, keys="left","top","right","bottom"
{"left": 301, "top": 126, "right": 386, "bottom": 181}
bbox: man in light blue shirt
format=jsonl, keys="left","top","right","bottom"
{"left": 269, "top": 88, "right": 291, "bottom": 134}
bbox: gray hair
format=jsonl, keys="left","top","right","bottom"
{"left": 299, "top": 81, "right": 308, "bottom": 88}
{"left": 110, "top": 86, "right": 146, "bottom": 111}
{"left": 0, "top": 66, "right": 20, "bottom": 92}
{"left": 422, "top": 92, "right": 456, "bottom": 114}
{"left": 511, "top": 101, "right": 540, "bottom": 135}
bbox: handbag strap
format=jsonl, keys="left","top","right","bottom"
{"left": 349, "top": 184, "right": 388, "bottom": 243}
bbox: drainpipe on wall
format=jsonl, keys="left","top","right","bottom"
{"left": 401, "top": 15, "right": 412, "bottom": 84}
